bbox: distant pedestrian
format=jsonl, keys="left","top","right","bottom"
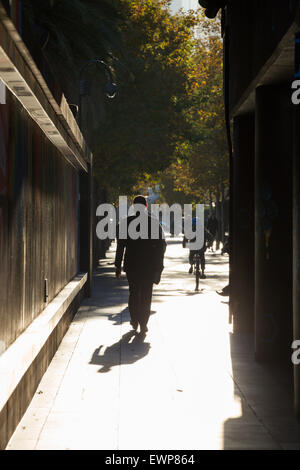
{"left": 217, "top": 236, "right": 230, "bottom": 296}
{"left": 207, "top": 213, "right": 219, "bottom": 251}
{"left": 115, "top": 195, "right": 166, "bottom": 336}
{"left": 221, "top": 238, "right": 229, "bottom": 255}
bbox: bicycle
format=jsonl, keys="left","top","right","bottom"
{"left": 190, "top": 252, "right": 206, "bottom": 291}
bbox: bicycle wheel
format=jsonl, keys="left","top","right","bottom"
{"left": 195, "top": 259, "right": 200, "bottom": 291}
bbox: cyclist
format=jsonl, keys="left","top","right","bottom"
{"left": 183, "top": 217, "right": 209, "bottom": 279}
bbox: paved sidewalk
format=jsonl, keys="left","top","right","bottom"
{"left": 6, "top": 239, "right": 300, "bottom": 449}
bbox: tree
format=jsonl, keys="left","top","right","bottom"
{"left": 158, "top": 11, "right": 228, "bottom": 209}
{"left": 21, "top": 0, "right": 123, "bottom": 104}
{"left": 20, "top": 1, "right": 228, "bottom": 212}
{"left": 93, "top": 0, "right": 199, "bottom": 201}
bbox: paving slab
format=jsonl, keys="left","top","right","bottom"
{"left": 6, "top": 239, "right": 300, "bottom": 450}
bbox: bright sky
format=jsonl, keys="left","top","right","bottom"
{"left": 170, "top": 0, "right": 199, "bottom": 14}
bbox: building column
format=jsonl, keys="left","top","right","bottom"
{"left": 230, "top": 113, "right": 255, "bottom": 333}
{"left": 293, "top": 100, "right": 300, "bottom": 418}
{"left": 255, "top": 85, "right": 293, "bottom": 363}
{"left": 293, "top": 31, "right": 300, "bottom": 416}
{"left": 79, "top": 159, "right": 93, "bottom": 297}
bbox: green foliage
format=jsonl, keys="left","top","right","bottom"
{"left": 21, "top": 0, "right": 123, "bottom": 99}
{"left": 21, "top": 1, "right": 228, "bottom": 205}
{"left": 157, "top": 11, "right": 229, "bottom": 204}
{"left": 93, "top": 0, "right": 199, "bottom": 201}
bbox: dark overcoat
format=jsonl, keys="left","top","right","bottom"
{"left": 115, "top": 212, "right": 166, "bottom": 282}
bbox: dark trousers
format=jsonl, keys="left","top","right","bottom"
{"left": 189, "top": 250, "right": 205, "bottom": 271}
{"left": 126, "top": 272, "right": 153, "bottom": 329}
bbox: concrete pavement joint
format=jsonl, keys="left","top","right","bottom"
{"left": 8, "top": 239, "right": 297, "bottom": 450}
{"left": 226, "top": 370, "right": 283, "bottom": 449}
{"left": 34, "top": 310, "right": 90, "bottom": 450}
{"left": 116, "top": 304, "right": 124, "bottom": 450}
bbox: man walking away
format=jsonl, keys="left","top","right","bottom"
{"left": 115, "top": 195, "right": 166, "bottom": 336}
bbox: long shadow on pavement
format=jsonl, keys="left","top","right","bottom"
{"left": 89, "top": 331, "right": 151, "bottom": 373}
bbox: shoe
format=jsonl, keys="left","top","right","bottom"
{"left": 189, "top": 266, "right": 193, "bottom": 274}
{"left": 216, "top": 290, "right": 229, "bottom": 296}
{"left": 130, "top": 321, "right": 138, "bottom": 331}
{"left": 140, "top": 325, "right": 148, "bottom": 335}
{"left": 200, "top": 274, "right": 206, "bottom": 279}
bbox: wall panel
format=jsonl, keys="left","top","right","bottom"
{"left": 0, "top": 89, "right": 78, "bottom": 352}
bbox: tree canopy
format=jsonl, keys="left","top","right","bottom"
{"left": 20, "top": 0, "right": 228, "bottom": 205}
{"left": 123, "top": 8, "right": 229, "bottom": 206}
{"left": 93, "top": 0, "right": 199, "bottom": 201}
{"left": 162, "top": 12, "right": 228, "bottom": 205}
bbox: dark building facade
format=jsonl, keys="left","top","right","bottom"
{"left": 199, "top": 0, "right": 300, "bottom": 417}
{"left": 0, "top": 3, "right": 92, "bottom": 448}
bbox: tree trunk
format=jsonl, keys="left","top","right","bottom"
{"left": 209, "top": 190, "right": 213, "bottom": 216}
{"left": 220, "top": 182, "right": 225, "bottom": 244}
{"left": 215, "top": 188, "right": 221, "bottom": 250}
